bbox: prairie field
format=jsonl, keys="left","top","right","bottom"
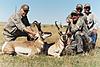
{"left": 0, "top": 22, "right": 100, "bottom": 67}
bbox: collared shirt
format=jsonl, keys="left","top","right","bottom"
{"left": 83, "top": 12, "right": 98, "bottom": 30}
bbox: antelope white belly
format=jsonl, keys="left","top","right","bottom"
{"left": 15, "top": 47, "right": 32, "bottom": 54}
{"left": 2, "top": 42, "right": 8, "bottom": 52}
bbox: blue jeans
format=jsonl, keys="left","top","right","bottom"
{"left": 90, "top": 32, "right": 97, "bottom": 44}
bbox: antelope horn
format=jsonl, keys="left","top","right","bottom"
{"left": 33, "top": 20, "right": 38, "bottom": 24}
{"left": 55, "top": 21, "right": 62, "bottom": 35}
{"left": 33, "top": 21, "right": 43, "bottom": 33}
{"left": 55, "top": 21, "right": 60, "bottom": 30}
{"left": 65, "top": 22, "right": 71, "bottom": 34}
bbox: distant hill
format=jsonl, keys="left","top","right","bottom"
{"left": 0, "top": 22, "right": 7, "bottom": 25}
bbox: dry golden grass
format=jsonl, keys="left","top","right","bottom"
{"left": 0, "top": 22, "right": 100, "bottom": 67}
{"left": 0, "top": 23, "right": 5, "bottom": 44}
{"left": 96, "top": 29, "right": 100, "bottom": 47}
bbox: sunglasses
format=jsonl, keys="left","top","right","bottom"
{"left": 71, "top": 13, "right": 78, "bottom": 16}
{"left": 84, "top": 6, "right": 90, "bottom": 9}
{"left": 23, "top": 10, "right": 29, "bottom": 13}
{"left": 76, "top": 7, "right": 83, "bottom": 10}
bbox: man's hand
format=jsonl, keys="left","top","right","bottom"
{"left": 23, "top": 26, "right": 36, "bottom": 36}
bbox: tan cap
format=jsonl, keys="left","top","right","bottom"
{"left": 84, "top": 3, "right": 90, "bottom": 7}
{"left": 76, "top": 4, "right": 83, "bottom": 9}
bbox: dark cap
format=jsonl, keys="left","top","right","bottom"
{"left": 20, "top": 4, "right": 29, "bottom": 11}
{"left": 71, "top": 10, "right": 78, "bottom": 16}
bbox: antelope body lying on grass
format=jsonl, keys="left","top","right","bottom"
{"left": 48, "top": 21, "right": 70, "bottom": 57}
{"left": 2, "top": 33, "right": 44, "bottom": 56}
{"left": 1, "top": 21, "right": 52, "bottom": 56}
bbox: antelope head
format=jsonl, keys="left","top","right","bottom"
{"left": 33, "top": 21, "right": 52, "bottom": 40}
{"left": 55, "top": 21, "right": 68, "bottom": 44}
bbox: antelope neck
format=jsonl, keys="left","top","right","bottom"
{"left": 59, "top": 39, "right": 67, "bottom": 46}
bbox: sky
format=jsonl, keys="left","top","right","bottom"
{"left": 0, "top": 0, "right": 100, "bottom": 25}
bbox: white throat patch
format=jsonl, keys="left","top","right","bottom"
{"left": 2, "top": 42, "right": 8, "bottom": 52}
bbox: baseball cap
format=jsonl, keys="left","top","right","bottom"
{"left": 21, "top": 4, "right": 29, "bottom": 11}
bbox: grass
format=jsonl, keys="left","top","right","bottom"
{"left": 0, "top": 22, "right": 100, "bottom": 67}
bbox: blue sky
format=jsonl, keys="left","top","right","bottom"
{"left": 0, "top": 0, "right": 100, "bottom": 24}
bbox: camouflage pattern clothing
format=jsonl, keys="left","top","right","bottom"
{"left": 3, "top": 11, "right": 30, "bottom": 41}
{"left": 69, "top": 17, "right": 90, "bottom": 52}
{"left": 69, "top": 17, "right": 89, "bottom": 35}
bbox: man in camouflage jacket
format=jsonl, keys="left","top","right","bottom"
{"left": 3, "top": 4, "right": 36, "bottom": 41}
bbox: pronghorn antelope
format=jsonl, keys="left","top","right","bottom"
{"left": 48, "top": 21, "right": 70, "bottom": 57}
{"left": 1, "top": 21, "right": 52, "bottom": 56}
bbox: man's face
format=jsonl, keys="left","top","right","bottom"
{"left": 76, "top": 7, "right": 83, "bottom": 14}
{"left": 92, "top": 29, "right": 97, "bottom": 34}
{"left": 71, "top": 14, "right": 78, "bottom": 22}
{"left": 84, "top": 6, "right": 90, "bottom": 13}
{"left": 20, "top": 8, "right": 29, "bottom": 16}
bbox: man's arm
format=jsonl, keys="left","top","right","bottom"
{"left": 23, "top": 26, "right": 36, "bottom": 36}
{"left": 10, "top": 14, "right": 26, "bottom": 32}
{"left": 10, "top": 14, "right": 36, "bottom": 36}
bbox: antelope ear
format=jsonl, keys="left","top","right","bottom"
{"left": 42, "top": 32, "right": 52, "bottom": 39}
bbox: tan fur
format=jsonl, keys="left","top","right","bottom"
{"left": 2, "top": 21, "right": 52, "bottom": 56}
{"left": 48, "top": 39, "right": 65, "bottom": 57}
{"left": 2, "top": 34, "right": 44, "bottom": 56}
{"left": 48, "top": 21, "right": 68, "bottom": 57}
